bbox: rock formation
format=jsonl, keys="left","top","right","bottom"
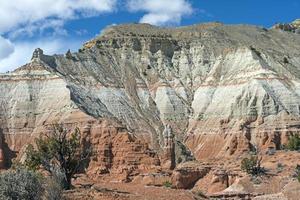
{"left": 161, "top": 124, "right": 175, "bottom": 170}
{"left": 84, "top": 120, "right": 161, "bottom": 181}
{"left": 272, "top": 19, "right": 300, "bottom": 34}
{"left": 171, "top": 161, "right": 211, "bottom": 189}
{"left": 0, "top": 135, "right": 4, "bottom": 168}
{"left": 0, "top": 21, "right": 300, "bottom": 198}
{"left": 37, "top": 22, "right": 300, "bottom": 160}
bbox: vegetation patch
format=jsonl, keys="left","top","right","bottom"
{"left": 294, "top": 165, "right": 300, "bottom": 183}
{"left": 0, "top": 167, "right": 44, "bottom": 200}
{"left": 25, "top": 124, "right": 91, "bottom": 190}
{"left": 163, "top": 181, "right": 172, "bottom": 188}
{"left": 286, "top": 135, "right": 300, "bottom": 151}
{"left": 241, "top": 156, "right": 265, "bottom": 176}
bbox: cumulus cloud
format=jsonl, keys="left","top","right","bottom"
{"left": 0, "top": 36, "right": 14, "bottom": 60}
{"left": 8, "top": 19, "right": 68, "bottom": 39}
{"left": 0, "top": 0, "right": 117, "bottom": 34}
{"left": 0, "top": 0, "right": 195, "bottom": 71}
{"left": 0, "top": 0, "right": 118, "bottom": 72}
{"left": 127, "top": 0, "right": 193, "bottom": 26}
{"left": 0, "top": 38, "right": 85, "bottom": 72}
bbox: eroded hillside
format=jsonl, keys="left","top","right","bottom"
{"left": 1, "top": 21, "right": 300, "bottom": 199}
{"left": 42, "top": 22, "right": 300, "bottom": 158}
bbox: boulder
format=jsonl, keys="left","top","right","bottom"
{"left": 171, "top": 161, "right": 211, "bottom": 189}
{"left": 208, "top": 170, "right": 230, "bottom": 194}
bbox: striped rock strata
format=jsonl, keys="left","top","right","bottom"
{"left": 0, "top": 22, "right": 300, "bottom": 169}
{"left": 0, "top": 54, "right": 162, "bottom": 175}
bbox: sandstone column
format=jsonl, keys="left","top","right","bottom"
{"left": 0, "top": 135, "right": 4, "bottom": 169}
{"left": 162, "top": 124, "right": 175, "bottom": 170}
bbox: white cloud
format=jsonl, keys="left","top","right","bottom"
{"left": 0, "top": 0, "right": 118, "bottom": 72}
{"left": 0, "top": 0, "right": 117, "bottom": 34}
{"left": 75, "top": 29, "right": 88, "bottom": 36}
{"left": 127, "top": 0, "right": 193, "bottom": 26}
{"left": 0, "top": 36, "right": 14, "bottom": 60}
{"left": 8, "top": 19, "right": 68, "bottom": 39}
{"left": 0, "top": 0, "right": 195, "bottom": 72}
{"left": 0, "top": 38, "right": 85, "bottom": 72}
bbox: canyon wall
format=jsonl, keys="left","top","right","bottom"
{"left": 1, "top": 22, "right": 300, "bottom": 170}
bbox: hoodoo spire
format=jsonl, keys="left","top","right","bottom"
{"left": 31, "top": 48, "right": 44, "bottom": 61}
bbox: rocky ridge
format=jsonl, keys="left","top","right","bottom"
{"left": 272, "top": 19, "right": 300, "bottom": 34}
{"left": 0, "top": 21, "right": 300, "bottom": 199}
{"left": 41, "top": 22, "right": 300, "bottom": 159}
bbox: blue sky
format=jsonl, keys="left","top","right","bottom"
{"left": 65, "top": 0, "right": 300, "bottom": 39}
{"left": 0, "top": 0, "right": 299, "bottom": 72}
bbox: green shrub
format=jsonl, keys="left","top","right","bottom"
{"left": 25, "top": 124, "right": 90, "bottom": 190}
{"left": 0, "top": 168, "right": 44, "bottom": 200}
{"left": 276, "top": 163, "right": 284, "bottom": 173}
{"left": 163, "top": 181, "right": 172, "bottom": 188}
{"left": 286, "top": 135, "right": 300, "bottom": 151}
{"left": 294, "top": 165, "right": 300, "bottom": 183}
{"left": 241, "top": 156, "right": 264, "bottom": 175}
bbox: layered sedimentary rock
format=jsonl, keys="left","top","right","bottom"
{"left": 1, "top": 21, "right": 300, "bottom": 169}
{"left": 161, "top": 124, "right": 176, "bottom": 170}
{"left": 39, "top": 22, "right": 300, "bottom": 160}
{"left": 84, "top": 120, "right": 161, "bottom": 181}
{"left": 0, "top": 55, "right": 92, "bottom": 166}
{"left": 272, "top": 19, "right": 300, "bottom": 34}
{"left": 0, "top": 50, "right": 161, "bottom": 173}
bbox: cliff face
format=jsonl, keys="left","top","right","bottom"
{"left": 0, "top": 56, "right": 161, "bottom": 176}
{"left": 1, "top": 22, "right": 300, "bottom": 168}
{"left": 0, "top": 56, "right": 95, "bottom": 166}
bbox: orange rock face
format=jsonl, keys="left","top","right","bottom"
{"left": 0, "top": 149, "right": 4, "bottom": 169}
{"left": 84, "top": 121, "right": 161, "bottom": 181}
{"left": 171, "top": 161, "right": 211, "bottom": 189}
{"left": 207, "top": 170, "right": 232, "bottom": 194}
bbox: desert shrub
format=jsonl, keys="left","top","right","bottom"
{"left": 194, "top": 190, "right": 206, "bottom": 198}
{"left": 163, "top": 181, "right": 172, "bottom": 188}
{"left": 177, "top": 157, "right": 183, "bottom": 164}
{"left": 42, "top": 166, "right": 65, "bottom": 200}
{"left": 44, "top": 176, "right": 64, "bottom": 200}
{"left": 241, "top": 156, "right": 264, "bottom": 175}
{"left": 294, "top": 165, "right": 300, "bottom": 183}
{"left": 0, "top": 168, "right": 44, "bottom": 200}
{"left": 251, "top": 176, "right": 262, "bottom": 185}
{"left": 286, "top": 135, "right": 300, "bottom": 151}
{"left": 276, "top": 163, "right": 284, "bottom": 173}
{"left": 25, "top": 124, "right": 90, "bottom": 190}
